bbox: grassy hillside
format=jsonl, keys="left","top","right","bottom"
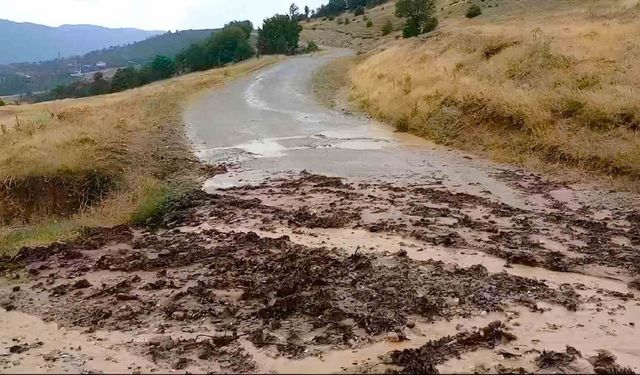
{"left": 302, "top": 3, "right": 403, "bottom": 51}
{"left": 312, "top": 0, "right": 640, "bottom": 189}
{"left": 0, "top": 56, "right": 280, "bottom": 254}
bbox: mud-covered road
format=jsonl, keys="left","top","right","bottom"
{"left": 1, "top": 50, "right": 640, "bottom": 374}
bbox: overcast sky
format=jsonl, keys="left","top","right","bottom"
{"left": 0, "top": 0, "right": 327, "bottom": 31}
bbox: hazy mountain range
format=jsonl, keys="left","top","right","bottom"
{"left": 0, "top": 19, "right": 163, "bottom": 64}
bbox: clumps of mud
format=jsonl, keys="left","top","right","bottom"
{"left": 386, "top": 321, "right": 516, "bottom": 374}
{"left": 1, "top": 223, "right": 580, "bottom": 369}
{"left": 288, "top": 206, "right": 360, "bottom": 228}
{"left": 589, "top": 350, "right": 637, "bottom": 374}
{"left": 535, "top": 346, "right": 582, "bottom": 369}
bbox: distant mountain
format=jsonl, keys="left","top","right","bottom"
{"left": 78, "top": 29, "right": 216, "bottom": 67}
{"left": 0, "top": 19, "right": 163, "bottom": 64}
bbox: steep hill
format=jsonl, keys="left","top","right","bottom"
{"left": 0, "top": 19, "right": 162, "bottom": 64}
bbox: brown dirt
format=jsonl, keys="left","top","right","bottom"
{"left": 0, "top": 172, "right": 114, "bottom": 224}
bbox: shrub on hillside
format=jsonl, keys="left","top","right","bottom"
{"left": 466, "top": 4, "right": 482, "bottom": 18}
{"left": 367, "top": 20, "right": 374, "bottom": 27}
{"left": 345, "top": 17, "right": 351, "bottom": 24}
{"left": 423, "top": 17, "right": 438, "bottom": 33}
{"left": 302, "top": 40, "right": 320, "bottom": 53}
{"left": 0, "top": 98, "right": 5, "bottom": 107}
{"left": 381, "top": 19, "right": 394, "bottom": 35}
{"left": 402, "top": 17, "right": 422, "bottom": 38}
{"left": 354, "top": 6, "right": 365, "bottom": 16}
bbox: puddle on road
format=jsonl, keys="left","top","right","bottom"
{"left": 0, "top": 309, "right": 157, "bottom": 373}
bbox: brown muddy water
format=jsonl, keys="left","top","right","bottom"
{"left": 1, "top": 49, "right": 639, "bottom": 374}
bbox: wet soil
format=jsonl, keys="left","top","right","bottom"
{"left": 1, "top": 171, "right": 639, "bottom": 373}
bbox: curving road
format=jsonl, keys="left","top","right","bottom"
{"left": 184, "top": 48, "right": 543, "bottom": 207}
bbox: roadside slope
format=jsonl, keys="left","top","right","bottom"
{"left": 308, "top": 0, "right": 640, "bottom": 189}
{"left": 0, "top": 56, "right": 280, "bottom": 254}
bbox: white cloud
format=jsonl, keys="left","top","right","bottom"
{"left": 0, "top": 0, "right": 327, "bottom": 30}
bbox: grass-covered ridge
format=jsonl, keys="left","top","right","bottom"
{"left": 350, "top": 0, "right": 640, "bottom": 188}
{"left": 0, "top": 56, "right": 280, "bottom": 254}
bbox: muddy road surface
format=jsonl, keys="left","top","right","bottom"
{"left": 1, "top": 49, "right": 640, "bottom": 374}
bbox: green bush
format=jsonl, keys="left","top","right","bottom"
{"left": 402, "top": 17, "right": 422, "bottom": 38}
{"left": 0, "top": 98, "right": 5, "bottom": 107}
{"left": 345, "top": 17, "right": 351, "bottom": 25}
{"left": 354, "top": 6, "right": 365, "bottom": 16}
{"left": 302, "top": 40, "right": 320, "bottom": 53}
{"left": 466, "top": 4, "right": 482, "bottom": 18}
{"left": 367, "top": 20, "right": 374, "bottom": 27}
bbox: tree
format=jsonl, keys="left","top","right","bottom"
{"left": 208, "top": 26, "right": 255, "bottom": 65}
{"left": 304, "top": 5, "right": 311, "bottom": 19}
{"left": 290, "top": 3, "right": 300, "bottom": 18}
{"left": 225, "top": 20, "right": 253, "bottom": 37}
{"left": 111, "top": 66, "right": 141, "bottom": 92}
{"left": 89, "top": 71, "right": 110, "bottom": 96}
{"left": 149, "top": 55, "right": 176, "bottom": 80}
{"left": 176, "top": 43, "right": 209, "bottom": 72}
{"left": 257, "top": 14, "right": 303, "bottom": 55}
{"left": 395, "top": 0, "right": 437, "bottom": 38}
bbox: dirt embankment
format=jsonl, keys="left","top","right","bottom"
{"left": 1, "top": 170, "right": 638, "bottom": 373}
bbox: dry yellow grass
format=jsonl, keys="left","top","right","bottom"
{"left": 350, "top": 0, "right": 640, "bottom": 188}
{"left": 0, "top": 56, "right": 281, "bottom": 254}
{"left": 302, "top": 2, "right": 404, "bottom": 51}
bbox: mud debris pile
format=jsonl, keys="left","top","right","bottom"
{"left": 1, "top": 171, "right": 639, "bottom": 373}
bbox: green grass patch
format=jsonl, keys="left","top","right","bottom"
{"left": 0, "top": 221, "right": 79, "bottom": 256}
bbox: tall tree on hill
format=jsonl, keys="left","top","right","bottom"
{"left": 225, "top": 20, "right": 254, "bottom": 37}
{"left": 257, "top": 14, "right": 302, "bottom": 55}
{"left": 395, "top": 0, "right": 437, "bottom": 38}
{"left": 290, "top": 3, "right": 300, "bottom": 18}
{"left": 149, "top": 55, "right": 176, "bottom": 80}
{"left": 207, "top": 26, "right": 255, "bottom": 65}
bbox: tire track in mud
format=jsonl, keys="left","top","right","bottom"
{"left": 1, "top": 171, "right": 639, "bottom": 373}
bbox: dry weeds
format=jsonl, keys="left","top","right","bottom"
{"left": 0, "top": 57, "right": 281, "bottom": 254}
{"left": 349, "top": 0, "right": 640, "bottom": 188}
